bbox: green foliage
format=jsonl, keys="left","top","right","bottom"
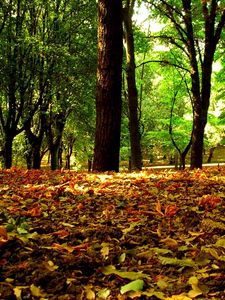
{"left": 0, "top": 0, "right": 97, "bottom": 168}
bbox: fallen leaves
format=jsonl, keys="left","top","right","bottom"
{"left": 1, "top": 167, "right": 225, "bottom": 299}
{"left": 0, "top": 226, "right": 8, "bottom": 247}
{"left": 198, "top": 194, "right": 221, "bottom": 210}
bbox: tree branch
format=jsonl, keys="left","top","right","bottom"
{"left": 151, "top": 0, "right": 188, "bottom": 43}
{"left": 214, "top": 9, "right": 225, "bottom": 47}
{"left": 136, "top": 59, "right": 190, "bottom": 73}
{"left": 147, "top": 35, "right": 189, "bottom": 57}
{"left": 0, "top": 106, "right": 5, "bottom": 131}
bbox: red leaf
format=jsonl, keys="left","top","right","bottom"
{"left": 199, "top": 195, "right": 221, "bottom": 210}
{"left": 26, "top": 206, "right": 42, "bottom": 217}
{"left": 164, "top": 205, "right": 178, "bottom": 217}
{"left": 52, "top": 229, "right": 70, "bottom": 238}
{"left": 0, "top": 226, "right": 8, "bottom": 247}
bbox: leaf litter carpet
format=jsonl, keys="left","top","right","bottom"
{"left": 1, "top": 167, "right": 225, "bottom": 299}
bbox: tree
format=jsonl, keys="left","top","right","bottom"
{"left": 0, "top": 0, "right": 43, "bottom": 169}
{"left": 123, "top": 0, "right": 142, "bottom": 171}
{"left": 0, "top": 0, "right": 97, "bottom": 169}
{"left": 93, "top": 0, "right": 123, "bottom": 172}
{"left": 147, "top": 0, "right": 225, "bottom": 168}
{"left": 25, "top": 106, "right": 47, "bottom": 169}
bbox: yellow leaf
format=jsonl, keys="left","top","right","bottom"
{"left": 101, "top": 265, "right": 150, "bottom": 280}
{"left": 188, "top": 289, "right": 202, "bottom": 298}
{"left": 13, "top": 287, "right": 22, "bottom": 300}
{"left": 45, "top": 260, "right": 59, "bottom": 271}
{"left": 188, "top": 276, "right": 202, "bottom": 297}
{"left": 101, "top": 243, "right": 110, "bottom": 259}
{"left": 166, "top": 294, "right": 192, "bottom": 300}
{"left": 188, "top": 276, "right": 198, "bottom": 287}
{"left": 30, "top": 284, "right": 45, "bottom": 297}
{"left": 119, "top": 252, "right": 126, "bottom": 263}
{"left": 86, "top": 287, "right": 95, "bottom": 299}
{"left": 160, "top": 237, "right": 178, "bottom": 249}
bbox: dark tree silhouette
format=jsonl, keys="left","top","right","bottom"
{"left": 93, "top": 0, "right": 123, "bottom": 172}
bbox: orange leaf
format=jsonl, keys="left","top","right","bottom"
{"left": 164, "top": 205, "right": 178, "bottom": 217}
{"left": 16, "top": 261, "right": 29, "bottom": 270}
{"left": 0, "top": 226, "right": 8, "bottom": 240}
{"left": 199, "top": 195, "right": 221, "bottom": 209}
{"left": 77, "top": 203, "right": 84, "bottom": 210}
{"left": 51, "top": 242, "right": 89, "bottom": 253}
{"left": 27, "top": 206, "right": 42, "bottom": 217}
{"left": 100, "top": 182, "right": 111, "bottom": 188}
{"left": 155, "top": 200, "right": 164, "bottom": 216}
{"left": 0, "top": 226, "right": 8, "bottom": 247}
{"left": 52, "top": 229, "right": 70, "bottom": 238}
{"left": 73, "top": 242, "right": 89, "bottom": 251}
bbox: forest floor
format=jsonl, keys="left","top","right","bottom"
{"left": 1, "top": 167, "right": 225, "bottom": 300}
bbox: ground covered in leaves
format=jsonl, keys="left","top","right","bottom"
{"left": 1, "top": 167, "right": 225, "bottom": 300}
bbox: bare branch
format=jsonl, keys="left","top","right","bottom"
{"left": 147, "top": 34, "right": 189, "bottom": 57}
{"left": 150, "top": 0, "right": 188, "bottom": 44}
{"left": 0, "top": 106, "right": 5, "bottom": 131}
{"left": 195, "top": 39, "right": 203, "bottom": 68}
{"left": 136, "top": 59, "right": 190, "bottom": 73}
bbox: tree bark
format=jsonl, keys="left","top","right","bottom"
{"left": 123, "top": 0, "right": 142, "bottom": 171}
{"left": 46, "top": 112, "right": 66, "bottom": 171}
{"left": 3, "top": 134, "right": 13, "bottom": 169}
{"left": 50, "top": 146, "right": 60, "bottom": 171}
{"left": 25, "top": 130, "right": 42, "bottom": 169}
{"left": 64, "top": 135, "right": 75, "bottom": 170}
{"left": 93, "top": 0, "right": 123, "bottom": 172}
{"left": 207, "top": 147, "right": 215, "bottom": 163}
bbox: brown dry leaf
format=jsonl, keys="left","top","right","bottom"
{"left": 0, "top": 226, "right": 8, "bottom": 239}
{"left": 0, "top": 226, "right": 8, "bottom": 247}
{"left": 160, "top": 237, "right": 179, "bottom": 249}
{"left": 155, "top": 199, "right": 164, "bottom": 216}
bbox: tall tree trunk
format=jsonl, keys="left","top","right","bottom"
{"left": 25, "top": 112, "right": 46, "bottom": 170}
{"left": 123, "top": 0, "right": 142, "bottom": 171}
{"left": 190, "top": 110, "right": 206, "bottom": 168}
{"left": 46, "top": 112, "right": 66, "bottom": 171}
{"left": 93, "top": 0, "right": 123, "bottom": 172}
{"left": 207, "top": 147, "right": 215, "bottom": 163}
{"left": 32, "top": 144, "right": 42, "bottom": 169}
{"left": 65, "top": 135, "right": 75, "bottom": 170}
{"left": 50, "top": 145, "right": 60, "bottom": 171}
{"left": 3, "top": 134, "right": 14, "bottom": 169}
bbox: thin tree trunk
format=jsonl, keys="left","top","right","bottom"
{"left": 32, "top": 145, "right": 42, "bottom": 169}
{"left": 190, "top": 110, "right": 206, "bottom": 169}
{"left": 65, "top": 155, "right": 70, "bottom": 170}
{"left": 3, "top": 134, "right": 13, "bottom": 169}
{"left": 46, "top": 112, "right": 66, "bottom": 171}
{"left": 65, "top": 136, "right": 75, "bottom": 170}
{"left": 123, "top": 1, "right": 142, "bottom": 171}
{"left": 50, "top": 146, "right": 60, "bottom": 171}
{"left": 207, "top": 147, "right": 215, "bottom": 163}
